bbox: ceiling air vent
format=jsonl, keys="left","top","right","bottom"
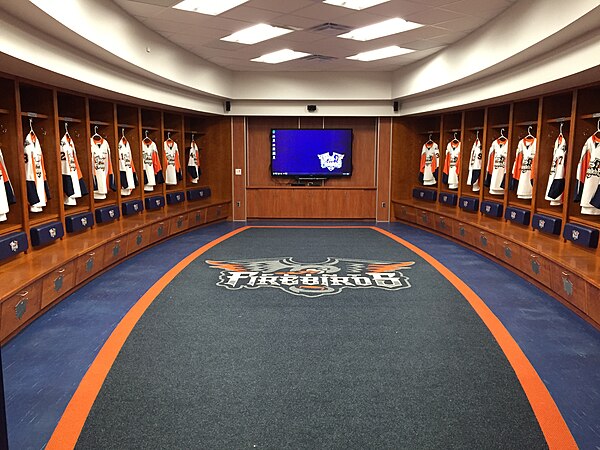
{"left": 301, "top": 54, "right": 338, "bottom": 62}
{"left": 308, "top": 23, "right": 353, "bottom": 34}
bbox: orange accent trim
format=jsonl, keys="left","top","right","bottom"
{"left": 374, "top": 227, "right": 577, "bottom": 450}
{"left": 46, "top": 226, "right": 250, "bottom": 450}
{"left": 47, "top": 225, "right": 577, "bottom": 450}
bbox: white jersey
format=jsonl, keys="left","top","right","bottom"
{"left": 24, "top": 131, "right": 48, "bottom": 212}
{"left": 142, "top": 139, "right": 159, "bottom": 191}
{"left": 485, "top": 138, "right": 508, "bottom": 195}
{"left": 419, "top": 141, "right": 439, "bottom": 186}
{"left": 60, "top": 133, "right": 83, "bottom": 205}
{"left": 91, "top": 136, "right": 113, "bottom": 200}
{"left": 511, "top": 137, "right": 536, "bottom": 199}
{"left": 443, "top": 141, "right": 460, "bottom": 190}
{"left": 163, "top": 139, "right": 181, "bottom": 185}
{"left": 187, "top": 140, "right": 200, "bottom": 184}
{"left": 0, "top": 148, "right": 16, "bottom": 221}
{"left": 545, "top": 135, "right": 567, "bottom": 206}
{"left": 466, "top": 138, "right": 482, "bottom": 192}
{"left": 118, "top": 137, "right": 136, "bottom": 196}
{"left": 575, "top": 135, "right": 600, "bottom": 215}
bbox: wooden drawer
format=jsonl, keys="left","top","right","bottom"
{"left": 518, "top": 252, "right": 552, "bottom": 288}
{"left": 189, "top": 209, "right": 207, "bottom": 227}
{"left": 103, "top": 237, "right": 126, "bottom": 266}
{"left": 150, "top": 220, "right": 170, "bottom": 244}
{"left": 550, "top": 265, "right": 587, "bottom": 312}
{"left": 415, "top": 209, "right": 434, "bottom": 229}
{"left": 126, "top": 227, "right": 151, "bottom": 255}
{"left": 41, "top": 261, "right": 76, "bottom": 308}
{"left": 587, "top": 283, "right": 600, "bottom": 325}
{"left": 170, "top": 214, "right": 189, "bottom": 235}
{"left": 206, "top": 204, "right": 229, "bottom": 223}
{"left": 434, "top": 215, "right": 453, "bottom": 235}
{"left": 495, "top": 239, "right": 523, "bottom": 267}
{"left": 474, "top": 230, "right": 497, "bottom": 256}
{"left": 1, "top": 281, "right": 42, "bottom": 340}
{"left": 75, "top": 249, "right": 104, "bottom": 285}
{"left": 453, "top": 222, "right": 477, "bottom": 247}
{"left": 394, "top": 204, "right": 416, "bottom": 223}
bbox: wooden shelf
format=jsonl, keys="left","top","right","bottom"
{"left": 142, "top": 126, "right": 160, "bottom": 131}
{"left": 446, "top": 128, "right": 461, "bottom": 133}
{"left": 247, "top": 185, "right": 377, "bottom": 190}
{"left": 546, "top": 117, "right": 571, "bottom": 123}
{"left": 117, "top": 123, "right": 136, "bottom": 129}
{"left": 90, "top": 120, "right": 111, "bottom": 126}
{"left": 21, "top": 112, "right": 49, "bottom": 119}
{"left": 490, "top": 123, "right": 509, "bottom": 129}
{"left": 0, "top": 108, "right": 9, "bottom": 115}
{"left": 514, "top": 121, "right": 537, "bottom": 127}
{"left": 186, "top": 130, "right": 205, "bottom": 135}
{"left": 581, "top": 113, "right": 600, "bottom": 119}
{"left": 164, "top": 128, "right": 179, "bottom": 133}
{"left": 59, "top": 116, "right": 82, "bottom": 123}
{"left": 418, "top": 130, "right": 440, "bottom": 135}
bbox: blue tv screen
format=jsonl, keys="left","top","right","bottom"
{"left": 270, "top": 129, "right": 353, "bottom": 177}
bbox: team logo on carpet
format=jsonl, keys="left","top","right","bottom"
{"left": 206, "top": 258, "right": 415, "bottom": 298}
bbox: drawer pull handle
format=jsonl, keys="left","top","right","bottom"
{"left": 561, "top": 271, "right": 570, "bottom": 277}
{"left": 530, "top": 254, "right": 538, "bottom": 259}
{"left": 57, "top": 268, "right": 66, "bottom": 273}
{"left": 88, "top": 252, "right": 95, "bottom": 257}
{"left": 115, "top": 239, "right": 121, "bottom": 243}
{"left": 18, "top": 291, "right": 29, "bottom": 297}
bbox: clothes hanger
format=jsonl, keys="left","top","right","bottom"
{"left": 525, "top": 125, "right": 535, "bottom": 140}
{"left": 426, "top": 133, "right": 433, "bottom": 146}
{"left": 29, "top": 118, "right": 35, "bottom": 136}
{"left": 143, "top": 130, "right": 151, "bottom": 144}
{"left": 64, "top": 122, "right": 70, "bottom": 138}
{"left": 166, "top": 131, "right": 173, "bottom": 144}
{"left": 594, "top": 119, "right": 600, "bottom": 138}
{"left": 559, "top": 122, "right": 564, "bottom": 136}
{"left": 451, "top": 132, "right": 459, "bottom": 144}
{"left": 475, "top": 129, "right": 480, "bottom": 141}
{"left": 498, "top": 128, "right": 506, "bottom": 142}
{"left": 92, "top": 125, "right": 102, "bottom": 141}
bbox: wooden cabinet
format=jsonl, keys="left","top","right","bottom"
{"left": 150, "top": 220, "right": 170, "bottom": 243}
{"left": 434, "top": 215, "right": 454, "bottom": 234}
{"left": 41, "top": 261, "right": 76, "bottom": 308}
{"left": 1, "top": 281, "right": 42, "bottom": 340}
{"left": 518, "top": 251, "right": 553, "bottom": 288}
{"left": 394, "top": 204, "right": 416, "bottom": 223}
{"left": 550, "top": 265, "right": 588, "bottom": 313}
{"left": 453, "top": 221, "right": 476, "bottom": 247}
{"left": 206, "top": 203, "right": 230, "bottom": 223}
{"left": 75, "top": 249, "right": 104, "bottom": 285}
{"left": 126, "top": 227, "right": 151, "bottom": 255}
{"left": 495, "top": 239, "right": 522, "bottom": 267}
{"left": 587, "top": 284, "right": 600, "bottom": 325}
{"left": 415, "top": 209, "right": 433, "bottom": 229}
{"left": 169, "top": 214, "right": 189, "bottom": 235}
{"left": 188, "top": 208, "right": 207, "bottom": 227}
{"left": 103, "top": 237, "right": 126, "bottom": 266}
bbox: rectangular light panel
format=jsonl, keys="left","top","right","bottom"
{"left": 173, "top": 0, "right": 249, "bottom": 16}
{"left": 347, "top": 45, "right": 414, "bottom": 61}
{"left": 323, "top": 0, "right": 391, "bottom": 10}
{"left": 251, "top": 49, "right": 311, "bottom": 64}
{"left": 338, "top": 17, "right": 423, "bottom": 41}
{"left": 221, "top": 24, "right": 294, "bottom": 45}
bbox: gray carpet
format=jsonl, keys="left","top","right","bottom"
{"left": 76, "top": 228, "right": 547, "bottom": 449}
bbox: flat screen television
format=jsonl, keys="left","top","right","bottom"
{"left": 270, "top": 128, "right": 352, "bottom": 177}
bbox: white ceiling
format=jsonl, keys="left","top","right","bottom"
{"left": 113, "top": 0, "right": 518, "bottom": 72}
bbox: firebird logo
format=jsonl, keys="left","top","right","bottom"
{"left": 206, "top": 258, "right": 415, "bottom": 298}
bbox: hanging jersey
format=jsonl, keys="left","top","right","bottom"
{"left": 466, "top": 138, "right": 482, "bottom": 192}
{"left": 142, "top": 139, "right": 164, "bottom": 191}
{"left": 485, "top": 138, "right": 508, "bottom": 195}
{"left": 418, "top": 141, "right": 439, "bottom": 186}
{"left": 163, "top": 139, "right": 182, "bottom": 185}
{"left": 545, "top": 135, "right": 567, "bottom": 206}
{"left": 90, "top": 136, "right": 115, "bottom": 200}
{"left": 60, "top": 133, "right": 88, "bottom": 206}
{"left": 24, "top": 131, "right": 50, "bottom": 212}
{"left": 118, "top": 137, "right": 138, "bottom": 196}
{"left": 510, "top": 137, "right": 536, "bottom": 199}
{"left": 574, "top": 135, "right": 600, "bottom": 215}
{"left": 442, "top": 141, "right": 460, "bottom": 189}
{"left": 0, "top": 148, "right": 16, "bottom": 221}
{"left": 187, "top": 140, "right": 200, "bottom": 184}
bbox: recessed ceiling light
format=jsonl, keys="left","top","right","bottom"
{"left": 347, "top": 45, "right": 414, "bottom": 61}
{"left": 338, "top": 18, "right": 423, "bottom": 41}
{"left": 221, "top": 24, "right": 294, "bottom": 45}
{"left": 323, "top": 0, "right": 391, "bottom": 10}
{"left": 251, "top": 49, "right": 311, "bottom": 64}
{"left": 172, "top": 0, "right": 249, "bottom": 16}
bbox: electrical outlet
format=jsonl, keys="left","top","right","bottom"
{"left": 235, "top": 168, "right": 242, "bottom": 175}
{"left": 236, "top": 201, "right": 241, "bottom": 207}
{"left": 381, "top": 202, "right": 386, "bottom": 208}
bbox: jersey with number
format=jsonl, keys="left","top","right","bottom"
{"left": 466, "top": 138, "right": 482, "bottom": 192}
{"left": 187, "top": 140, "right": 200, "bottom": 184}
{"left": 545, "top": 135, "right": 567, "bottom": 206}
{"left": 142, "top": 139, "right": 163, "bottom": 191}
{"left": 442, "top": 141, "right": 460, "bottom": 190}
{"left": 24, "top": 131, "right": 50, "bottom": 212}
{"left": 510, "top": 137, "right": 536, "bottom": 199}
{"left": 0, "top": 149, "right": 16, "bottom": 221}
{"left": 418, "top": 142, "right": 439, "bottom": 186}
{"left": 61, "top": 133, "right": 88, "bottom": 206}
{"left": 91, "top": 136, "right": 115, "bottom": 200}
{"left": 163, "top": 139, "right": 182, "bottom": 185}
{"left": 118, "top": 137, "right": 138, "bottom": 196}
{"left": 574, "top": 135, "right": 600, "bottom": 215}
{"left": 485, "top": 138, "right": 508, "bottom": 195}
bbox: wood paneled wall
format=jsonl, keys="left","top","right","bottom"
{"left": 237, "top": 116, "right": 389, "bottom": 219}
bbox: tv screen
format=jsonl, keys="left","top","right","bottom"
{"left": 271, "top": 129, "right": 352, "bottom": 177}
